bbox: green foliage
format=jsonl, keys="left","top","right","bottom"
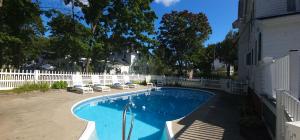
{"left": 51, "top": 81, "right": 68, "bottom": 89}
{"left": 0, "top": 0, "right": 44, "bottom": 68}
{"left": 132, "top": 80, "right": 141, "bottom": 84}
{"left": 190, "top": 45, "right": 215, "bottom": 75}
{"left": 13, "top": 83, "right": 50, "bottom": 93}
{"left": 157, "top": 10, "right": 212, "bottom": 76}
{"left": 1, "top": 0, "right": 157, "bottom": 72}
{"left": 216, "top": 30, "right": 238, "bottom": 77}
{"left": 63, "top": 0, "right": 157, "bottom": 72}
{"left": 140, "top": 80, "right": 147, "bottom": 86}
{"left": 45, "top": 11, "right": 91, "bottom": 71}
{"left": 216, "top": 31, "right": 238, "bottom": 65}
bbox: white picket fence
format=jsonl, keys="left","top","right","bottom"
{"left": 0, "top": 69, "right": 150, "bottom": 90}
{"left": 0, "top": 69, "right": 248, "bottom": 95}
{"left": 164, "top": 77, "right": 248, "bottom": 95}
{"left": 276, "top": 90, "right": 300, "bottom": 140}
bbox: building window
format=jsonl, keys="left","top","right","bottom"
{"left": 255, "top": 42, "right": 258, "bottom": 65}
{"left": 244, "top": 0, "right": 248, "bottom": 17}
{"left": 250, "top": 1, "right": 255, "bottom": 32}
{"left": 246, "top": 52, "right": 251, "bottom": 65}
{"left": 258, "top": 33, "right": 262, "bottom": 61}
{"left": 238, "top": 0, "right": 244, "bottom": 18}
{"left": 251, "top": 49, "right": 254, "bottom": 65}
{"left": 287, "top": 0, "right": 296, "bottom": 12}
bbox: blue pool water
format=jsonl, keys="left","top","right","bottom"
{"left": 73, "top": 88, "right": 213, "bottom": 140}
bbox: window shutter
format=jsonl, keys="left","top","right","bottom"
{"left": 238, "top": 0, "right": 244, "bottom": 19}
{"left": 258, "top": 33, "right": 262, "bottom": 61}
{"left": 287, "top": 0, "right": 296, "bottom": 12}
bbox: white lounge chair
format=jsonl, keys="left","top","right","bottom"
{"left": 71, "top": 75, "right": 93, "bottom": 94}
{"left": 112, "top": 83, "right": 129, "bottom": 90}
{"left": 91, "top": 75, "right": 111, "bottom": 92}
{"left": 125, "top": 82, "right": 138, "bottom": 88}
{"left": 145, "top": 76, "right": 154, "bottom": 87}
{"left": 147, "top": 82, "right": 154, "bottom": 87}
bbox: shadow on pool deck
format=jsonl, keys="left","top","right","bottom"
{"left": 173, "top": 90, "right": 245, "bottom": 140}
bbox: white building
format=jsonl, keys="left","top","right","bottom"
{"left": 234, "top": 0, "right": 300, "bottom": 87}
{"left": 212, "top": 59, "right": 234, "bottom": 76}
{"left": 108, "top": 50, "right": 138, "bottom": 74}
{"left": 234, "top": 0, "right": 300, "bottom": 139}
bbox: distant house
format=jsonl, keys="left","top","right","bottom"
{"left": 107, "top": 50, "right": 138, "bottom": 74}
{"left": 212, "top": 59, "right": 234, "bottom": 76}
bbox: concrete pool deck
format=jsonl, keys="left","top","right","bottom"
{"left": 0, "top": 86, "right": 150, "bottom": 140}
{"left": 0, "top": 87, "right": 244, "bottom": 140}
{"left": 172, "top": 90, "right": 245, "bottom": 140}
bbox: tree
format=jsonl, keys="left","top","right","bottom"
{"left": 216, "top": 31, "right": 238, "bottom": 77}
{"left": 158, "top": 10, "right": 212, "bottom": 76}
{"left": 0, "top": 0, "right": 44, "bottom": 68}
{"left": 190, "top": 45, "right": 215, "bottom": 77}
{"left": 46, "top": 11, "right": 91, "bottom": 71}
{"left": 64, "top": 0, "right": 157, "bottom": 72}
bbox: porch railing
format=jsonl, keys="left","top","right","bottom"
{"left": 276, "top": 90, "right": 300, "bottom": 140}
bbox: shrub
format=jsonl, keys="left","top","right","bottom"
{"left": 14, "top": 83, "right": 50, "bottom": 93}
{"left": 132, "top": 80, "right": 140, "bottom": 84}
{"left": 51, "top": 81, "right": 68, "bottom": 89}
{"left": 39, "top": 83, "right": 51, "bottom": 92}
{"left": 140, "top": 80, "right": 147, "bottom": 85}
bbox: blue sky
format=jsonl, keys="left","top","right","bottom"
{"left": 40, "top": 0, "right": 238, "bottom": 46}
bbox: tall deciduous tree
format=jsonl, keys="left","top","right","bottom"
{"left": 0, "top": 0, "right": 44, "bottom": 68}
{"left": 190, "top": 45, "right": 215, "bottom": 76}
{"left": 158, "top": 10, "right": 212, "bottom": 76}
{"left": 64, "top": 0, "right": 157, "bottom": 72}
{"left": 216, "top": 31, "right": 238, "bottom": 77}
{"left": 46, "top": 11, "right": 91, "bottom": 70}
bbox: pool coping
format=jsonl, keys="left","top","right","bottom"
{"left": 71, "top": 87, "right": 215, "bottom": 140}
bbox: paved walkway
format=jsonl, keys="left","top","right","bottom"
{"left": 0, "top": 87, "right": 149, "bottom": 140}
{"left": 172, "top": 90, "right": 245, "bottom": 140}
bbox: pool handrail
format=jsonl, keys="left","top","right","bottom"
{"left": 122, "top": 103, "right": 134, "bottom": 140}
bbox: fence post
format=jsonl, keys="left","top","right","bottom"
{"left": 34, "top": 70, "right": 40, "bottom": 84}
{"left": 103, "top": 73, "right": 106, "bottom": 86}
{"left": 276, "top": 89, "right": 285, "bottom": 140}
{"left": 289, "top": 51, "right": 300, "bottom": 99}
{"left": 200, "top": 77, "right": 203, "bottom": 87}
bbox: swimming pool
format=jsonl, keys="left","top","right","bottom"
{"left": 73, "top": 88, "right": 213, "bottom": 140}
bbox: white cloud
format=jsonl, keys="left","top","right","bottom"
{"left": 65, "top": 0, "right": 89, "bottom": 7}
{"left": 79, "top": 0, "right": 89, "bottom": 6}
{"left": 154, "top": 0, "right": 180, "bottom": 7}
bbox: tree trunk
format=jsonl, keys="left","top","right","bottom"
{"left": 188, "top": 69, "right": 194, "bottom": 79}
{"left": 85, "top": 23, "right": 97, "bottom": 72}
{"left": 226, "top": 64, "right": 230, "bottom": 78}
{"left": 178, "top": 60, "right": 183, "bottom": 76}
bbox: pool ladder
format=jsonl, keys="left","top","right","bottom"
{"left": 122, "top": 103, "right": 134, "bottom": 140}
